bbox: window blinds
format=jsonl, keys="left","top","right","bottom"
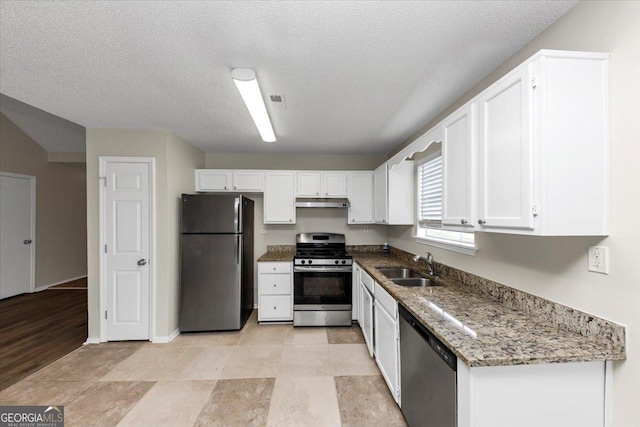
{"left": 418, "top": 153, "right": 442, "bottom": 226}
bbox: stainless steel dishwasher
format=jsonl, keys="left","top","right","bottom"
{"left": 399, "top": 305, "right": 457, "bottom": 427}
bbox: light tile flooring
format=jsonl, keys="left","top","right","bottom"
{"left": 0, "top": 311, "right": 407, "bottom": 426}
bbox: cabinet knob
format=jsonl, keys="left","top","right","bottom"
{"left": 224, "top": 186, "right": 227, "bottom": 190}
{"left": 273, "top": 306, "right": 277, "bottom": 310}
{"left": 316, "top": 192, "right": 319, "bottom": 196}
{"left": 273, "top": 267, "right": 276, "bottom": 271}
{"left": 478, "top": 219, "right": 486, "bottom": 225}
{"left": 234, "top": 186, "right": 237, "bottom": 190}
{"left": 461, "top": 219, "right": 468, "bottom": 225}
{"left": 273, "top": 284, "right": 277, "bottom": 287}
{"left": 325, "top": 192, "right": 328, "bottom": 196}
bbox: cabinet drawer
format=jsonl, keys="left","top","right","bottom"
{"left": 260, "top": 274, "right": 291, "bottom": 295}
{"left": 259, "top": 262, "right": 292, "bottom": 274}
{"left": 259, "top": 295, "right": 292, "bottom": 320}
{"left": 374, "top": 282, "right": 397, "bottom": 318}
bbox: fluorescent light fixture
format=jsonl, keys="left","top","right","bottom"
{"left": 231, "top": 68, "right": 276, "bottom": 142}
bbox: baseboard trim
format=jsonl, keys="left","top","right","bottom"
{"left": 84, "top": 337, "right": 101, "bottom": 345}
{"left": 152, "top": 328, "right": 180, "bottom": 344}
{"left": 36, "top": 275, "right": 88, "bottom": 292}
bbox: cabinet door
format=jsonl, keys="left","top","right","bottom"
{"left": 323, "top": 172, "right": 348, "bottom": 197}
{"left": 373, "top": 164, "right": 388, "bottom": 224}
{"left": 477, "top": 66, "right": 534, "bottom": 230}
{"left": 233, "top": 171, "right": 264, "bottom": 191}
{"left": 442, "top": 104, "right": 475, "bottom": 228}
{"left": 361, "top": 283, "right": 374, "bottom": 357}
{"left": 296, "top": 172, "right": 322, "bottom": 197}
{"left": 352, "top": 263, "right": 361, "bottom": 321}
{"left": 374, "top": 300, "right": 399, "bottom": 403}
{"left": 348, "top": 172, "right": 374, "bottom": 224}
{"left": 264, "top": 172, "right": 296, "bottom": 224}
{"left": 196, "top": 170, "right": 232, "bottom": 191}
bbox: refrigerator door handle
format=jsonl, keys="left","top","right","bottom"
{"left": 236, "top": 234, "right": 242, "bottom": 268}
{"left": 234, "top": 197, "right": 241, "bottom": 233}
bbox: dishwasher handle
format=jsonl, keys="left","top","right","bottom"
{"left": 399, "top": 305, "right": 457, "bottom": 371}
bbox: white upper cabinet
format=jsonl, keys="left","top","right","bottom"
{"left": 375, "top": 161, "right": 414, "bottom": 225}
{"left": 264, "top": 171, "right": 296, "bottom": 224}
{"left": 477, "top": 65, "right": 534, "bottom": 231}
{"left": 296, "top": 171, "right": 348, "bottom": 197}
{"left": 323, "top": 172, "right": 348, "bottom": 197}
{"left": 232, "top": 170, "right": 264, "bottom": 191}
{"left": 348, "top": 172, "right": 374, "bottom": 224}
{"left": 196, "top": 170, "right": 232, "bottom": 191}
{"left": 296, "top": 172, "right": 322, "bottom": 197}
{"left": 475, "top": 50, "right": 609, "bottom": 236}
{"left": 442, "top": 103, "right": 476, "bottom": 229}
{"left": 196, "top": 169, "right": 264, "bottom": 192}
{"left": 373, "top": 164, "right": 389, "bottom": 224}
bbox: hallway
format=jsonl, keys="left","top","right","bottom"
{"left": 0, "top": 279, "right": 87, "bottom": 390}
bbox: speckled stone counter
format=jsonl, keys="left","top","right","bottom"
{"left": 351, "top": 250, "right": 626, "bottom": 367}
{"left": 257, "top": 246, "right": 295, "bottom": 262}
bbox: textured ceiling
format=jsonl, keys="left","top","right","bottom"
{"left": 0, "top": 1, "right": 577, "bottom": 154}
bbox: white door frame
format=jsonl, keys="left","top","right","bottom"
{"left": 0, "top": 171, "right": 36, "bottom": 294}
{"left": 98, "top": 157, "right": 156, "bottom": 342}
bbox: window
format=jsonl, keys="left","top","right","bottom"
{"left": 415, "top": 151, "right": 476, "bottom": 254}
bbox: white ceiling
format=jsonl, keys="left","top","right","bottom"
{"left": 0, "top": 1, "right": 577, "bottom": 155}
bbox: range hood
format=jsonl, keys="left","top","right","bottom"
{"left": 295, "top": 198, "right": 350, "bottom": 208}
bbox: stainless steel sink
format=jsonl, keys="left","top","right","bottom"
{"left": 392, "top": 278, "right": 440, "bottom": 287}
{"left": 376, "top": 267, "right": 424, "bottom": 279}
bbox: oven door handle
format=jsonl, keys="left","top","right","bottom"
{"left": 294, "top": 266, "right": 352, "bottom": 273}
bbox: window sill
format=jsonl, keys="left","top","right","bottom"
{"left": 413, "top": 235, "right": 478, "bottom": 256}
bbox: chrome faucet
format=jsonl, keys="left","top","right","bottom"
{"left": 413, "top": 252, "right": 436, "bottom": 277}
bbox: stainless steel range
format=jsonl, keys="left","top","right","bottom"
{"left": 293, "top": 233, "right": 352, "bottom": 326}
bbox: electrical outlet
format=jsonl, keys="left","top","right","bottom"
{"left": 588, "top": 246, "right": 609, "bottom": 274}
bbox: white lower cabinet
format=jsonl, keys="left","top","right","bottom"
{"left": 457, "top": 360, "right": 607, "bottom": 427}
{"left": 359, "top": 280, "right": 374, "bottom": 357}
{"left": 352, "top": 263, "right": 361, "bottom": 321}
{"left": 373, "top": 283, "right": 400, "bottom": 404}
{"left": 257, "top": 262, "right": 292, "bottom": 321}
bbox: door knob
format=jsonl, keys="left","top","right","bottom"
{"left": 137, "top": 259, "right": 147, "bottom": 266}
{"left": 23, "top": 239, "right": 32, "bottom": 244}
{"left": 478, "top": 219, "right": 486, "bottom": 225}
{"left": 460, "top": 219, "right": 468, "bottom": 225}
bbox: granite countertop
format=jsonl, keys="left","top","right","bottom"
{"left": 257, "top": 246, "right": 295, "bottom": 262}
{"left": 351, "top": 252, "right": 626, "bottom": 367}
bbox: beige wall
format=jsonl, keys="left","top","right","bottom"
{"left": 387, "top": 2, "right": 640, "bottom": 425}
{"left": 165, "top": 132, "right": 205, "bottom": 335}
{"left": 0, "top": 113, "right": 87, "bottom": 287}
{"left": 86, "top": 128, "right": 203, "bottom": 340}
{"left": 205, "top": 152, "right": 385, "bottom": 170}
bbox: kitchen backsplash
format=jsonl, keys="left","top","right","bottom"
{"left": 387, "top": 246, "right": 626, "bottom": 352}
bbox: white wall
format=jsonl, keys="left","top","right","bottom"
{"left": 387, "top": 2, "right": 640, "bottom": 425}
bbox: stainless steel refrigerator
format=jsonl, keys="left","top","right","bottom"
{"left": 179, "top": 194, "right": 254, "bottom": 332}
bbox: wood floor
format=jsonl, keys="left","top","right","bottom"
{"left": 0, "top": 280, "right": 87, "bottom": 390}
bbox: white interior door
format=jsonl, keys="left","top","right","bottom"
{"left": 102, "top": 159, "right": 152, "bottom": 341}
{"left": 0, "top": 173, "right": 35, "bottom": 299}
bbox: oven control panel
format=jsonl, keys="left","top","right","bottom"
{"left": 294, "top": 258, "right": 353, "bottom": 266}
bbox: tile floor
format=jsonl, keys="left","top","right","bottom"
{"left": 0, "top": 311, "right": 407, "bottom": 426}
